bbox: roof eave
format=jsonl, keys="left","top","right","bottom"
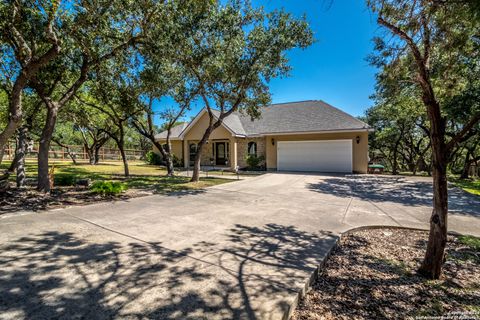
{"left": 248, "top": 128, "right": 373, "bottom": 137}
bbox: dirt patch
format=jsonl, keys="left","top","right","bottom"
{"left": 0, "top": 186, "right": 151, "bottom": 214}
{"left": 293, "top": 228, "right": 480, "bottom": 320}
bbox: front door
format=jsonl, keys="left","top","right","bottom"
{"left": 215, "top": 142, "right": 227, "bottom": 165}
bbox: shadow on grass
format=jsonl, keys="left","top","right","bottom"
{"left": 0, "top": 173, "right": 232, "bottom": 214}
{"left": 0, "top": 224, "right": 337, "bottom": 319}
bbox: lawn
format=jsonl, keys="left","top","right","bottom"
{"left": 0, "top": 160, "right": 233, "bottom": 213}
{"left": 1, "top": 160, "right": 168, "bottom": 178}
{"left": 451, "top": 178, "right": 480, "bottom": 196}
{"left": 0, "top": 160, "right": 231, "bottom": 189}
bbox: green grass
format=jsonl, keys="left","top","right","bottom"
{"left": 0, "top": 160, "right": 231, "bottom": 193}
{"left": 0, "top": 160, "right": 168, "bottom": 177}
{"left": 458, "top": 235, "right": 480, "bottom": 251}
{"left": 451, "top": 178, "right": 480, "bottom": 196}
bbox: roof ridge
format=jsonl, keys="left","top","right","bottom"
{"left": 317, "top": 100, "right": 370, "bottom": 128}
{"left": 268, "top": 100, "right": 317, "bottom": 107}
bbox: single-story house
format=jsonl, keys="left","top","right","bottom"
{"left": 154, "top": 100, "right": 372, "bottom": 173}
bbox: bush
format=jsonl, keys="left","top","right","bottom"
{"left": 90, "top": 181, "right": 128, "bottom": 196}
{"left": 245, "top": 154, "right": 265, "bottom": 170}
{"left": 55, "top": 174, "right": 77, "bottom": 186}
{"left": 145, "top": 151, "right": 164, "bottom": 165}
{"left": 172, "top": 154, "right": 183, "bottom": 167}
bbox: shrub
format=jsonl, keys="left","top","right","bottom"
{"left": 172, "top": 154, "right": 183, "bottom": 167}
{"left": 145, "top": 151, "right": 164, "bottom": 165}
{"left": 55, "top": 174, "right": 77, "bottom": 186}
{"left": 90, "top": 181, "right": 127, "bottom": 195}
{"left": 245, "top": 154, "right": 265, "bottom": 170}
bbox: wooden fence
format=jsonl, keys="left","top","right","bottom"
{"left": 2, "top": 141, "right": 145, "bottom": 161}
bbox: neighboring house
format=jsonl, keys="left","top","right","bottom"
{"left": 154, "top": 100, "right": 372, "bottom": 173}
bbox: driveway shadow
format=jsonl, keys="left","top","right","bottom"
{"left": 0, "top": 224, "right": 336, "bottom": 319}
{"left": 307, "top": 176, "right": 479, "bottom": 217}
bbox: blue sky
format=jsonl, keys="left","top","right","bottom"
{"left": 153, "top": 0, "right": 379, "bottom": 125}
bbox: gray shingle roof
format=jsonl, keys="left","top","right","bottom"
{"left": 154, "top": 122, "right": 188, "bottom": 139}
{"left": 211, "top": 110, "right": 247, "bottom": 136}
{"left": 236, "top": 100, "right": 370, "bottom": 135}
{"left": 156, "top": 100, "right": 370, "bottom": 139}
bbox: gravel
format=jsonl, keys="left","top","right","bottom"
{"left": 293, "top": 228, "right": 480, "bottom": 320}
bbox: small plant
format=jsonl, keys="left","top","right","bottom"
{"left": 90, "top": 181, "right": 127, "bottom": 196}
{"left": 245, "top": 154, "right": 265, "bottom": 170}
{"left": 145, "top": 151, "right": 164, "bottom": 165}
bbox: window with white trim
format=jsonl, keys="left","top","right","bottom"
{"left": 247, "top": 142, "right": 257, "bottom": 156}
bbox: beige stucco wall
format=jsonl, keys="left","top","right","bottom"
{"left": 153, "top": 140, "right": 183, "bottom": 161}
{"left": 183, "top": 112, "right": 232, "bottom": 141}
{"left": 265, "top": 131, "right": 369, "bottom": 173}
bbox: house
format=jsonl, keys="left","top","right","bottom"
{"left": 154, "top": 100, "right": 372, "bottom": 173}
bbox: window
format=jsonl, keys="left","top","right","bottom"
{"left": 162, "top": 143, "right": 170, "bottom": 153}
{"left": 247, "top": 142, "right": 257, "bottom": 156}
{"left": 189, "top": 143, "right": 197, "bottom": 162}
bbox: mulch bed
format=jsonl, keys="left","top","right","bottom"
{"left": 0, "top": 186, "right": 151, "bottom": 215}
{"left": 293, "top": 228, "right": 480, "bottom": 320}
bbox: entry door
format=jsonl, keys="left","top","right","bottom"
{"left": 277, "top": 140, "right": 353, "bottom": 173}
{"left": 215, "top": 142, "right": 227, "bottom": 165}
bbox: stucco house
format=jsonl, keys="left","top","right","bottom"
{"left": 155, "top": 100, "right": 372, "bottom": 173}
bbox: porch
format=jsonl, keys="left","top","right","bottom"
{"left": 183, "top": 139, "right": 238, "bottom": 171}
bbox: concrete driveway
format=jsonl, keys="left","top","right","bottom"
{"left": 0, "top": 173, "right": 479, "bottom": 319}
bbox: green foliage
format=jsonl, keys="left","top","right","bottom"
{"left": 90, "top": 181, "right": 127, "bottom": 195}
{"left": 366, "top": 0, "right": 480, "bottom": 176}
{"left": 458, "top": 235, "right": 480, "bottom": 251}
{"left": 172, "top": 154, "right": 182, "bottom": 167}
{"left": 451, "top": 179, "right": 480, "bottom": 196}
{"left": 148, "top": 0, "right": 314, "bottom": 121}
{"left": 245, "top": 155, "right": 265, "bottom": 170}
{"left": 145, "top": 151, "right": 163, "bottom": 165}
{"left": 54, "top": 174, "right": 77, "bottom": 186}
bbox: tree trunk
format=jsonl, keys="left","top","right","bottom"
{"left": 391, "top": 137, "right": 401, "bottom": 175}
{"left": 392, "top": 149, "right": 399, "bottom": 175}
{"left": 118, "top": 142, "right": 129, "bottom": 177}
{"left": 65, "top": 146, "right": 77, "bottom": 165}
{"left": 151, "top": 140, "right": 174, "bottom": 176}
{"left": 15, "top": 126, "right": 29, "bottom": 188}
{"left": 94, "top": 145, "right": 101, "bottom": 165}
{"left": 460, "top": 151, "right": 471, "bottom": 179}
{"left": 419, "top": 105, "right": 448, "bottom": 279}
{"left": 38, "top": 106, "right": 58, "bottom": 192}
{"left": 191, "top": 148, "right": 202, "bottom": 182}
{"left": 113, "top": 126, "right": 129, "bottom": 177}
{"left": 191, "top": 134, "right": 210, "bottom": 182}
{"left": 85, "top": 144, "right": 95, "bottom": 165}
{"left": 0, "top": 142, "right": 19, "bottom": 192}
{"left": 165, "top": 138, "right": 175, "bottom": 176}
{"left": 165, "top": 153, "right": 174, "bottom": 176}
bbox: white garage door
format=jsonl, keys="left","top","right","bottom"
{"left": 277, "top": 140, "right": 353, "bottom": 173}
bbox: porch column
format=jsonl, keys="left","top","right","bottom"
{"left": 230, "top": 138, "right": 237, "bottom": 171}
{"left": 183, "top": 140, "right": 189, "bottom": 168}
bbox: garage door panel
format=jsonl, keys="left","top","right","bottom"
{"left": 277, "top": 140, "right": 352, "bottom": 173}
